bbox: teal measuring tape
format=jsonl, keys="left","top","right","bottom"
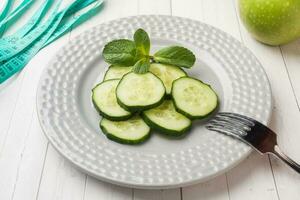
{"left": 0, "top": 0, "right": 34, "bottom": 37}
{"left": 0, "top": 0, "right": 98, "bottom": 62}
{"left": 0, "top": 0, "right": 13, "bottom": 23}
{"left": 1, "top": 0, "right": 95, "bottom": 43}
{"left": 0, "top": 0, "right": 104, "bottom": 84}
{"left": 45, "top": 0, "right": 102, "bottom": 46}
{"left": 0, "top": 0, "right": 63, "bottom": 62}
{"left": 0, "top": 0, "right": 13, "bottom": 37}
{"left": 11, "top": 0, "right": 54, "bottom": 38}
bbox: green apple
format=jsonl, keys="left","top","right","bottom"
{"left": 239, "top": 0, "right": 300, "bottom": 45}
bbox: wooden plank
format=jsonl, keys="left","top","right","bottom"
{"left": 171, "top": 0, "right": 204, "bottom": 20}
{"left": 84, "top": 177, "right": 133, "bottom": 200}
{"left": 0, "top": 1, "right": 75, "bottom": 200}
{"left": 70, "top": 0, "right": 139, "bottom": 38}
{"left": 0, "top": 0, "right": 28, "bottom": 134}
{"left": 138, "top": 0, "right": 171, "bottom": 15}
{"left": 268, "top": 156, "right": 300, "bottom": 200}
{"left": 37, "top": 147, "right": 86, "bottom": 200}
{"left": 0, "top": 75, "right": 24, "bottom": 149}
{"left": 134, "top": 189, "right": 181, "bottom": 200}
{"left": 269, "top": 34, "right": 300, "bottom": 199}
{"left": 232, "top": 0, "right": 300, "bottom": 199}
{"left": 0, "top": 0, "right": 31, "bottom": 156}
{"left": 0, "top": 27, "right": 72, "bottom": 200}
{"left": 227, "top": 153, "right": 278, "bottom": 200}
{"left": 10, "top": 113, "right": 48, "bottom": 200}
{"left": 182, "top": 175, "right": 229, "bottom": 200}
{"left": 280, "top": 41, "right": 300, "bottom": 110}
{"left": 0, "top": 39, "right": 71, "bottom": 200}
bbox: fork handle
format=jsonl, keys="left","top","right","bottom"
{"left": 272, "top": 145, "right": 300, "bottom": 173}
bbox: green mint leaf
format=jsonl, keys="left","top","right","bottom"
{"left": 133, "top": 58, "right": 150, "bottom": 74}
{"left": 153, "top": 46, "right": 196, "bottom": 68}
{"left": 134, "top": 28, "right": 150, "bottom": 56}
{"left": 103, "top": 39, "right": 137, "bottom": 66}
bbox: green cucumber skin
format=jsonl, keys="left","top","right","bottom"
{"left": 116, "top": 72, "right": 166, "bottom": 112}
{"left": 116, "top": 94, "right": 165, "bottom": 112}
{"left": 173, "top": 101, "right": 219, "bottom": 120}
{"left": 92, "top": 81, "right": 132, "bottom": 121}
{"left": 103, "top": 65, "right": 132, "bottom": 81}
{"left": 100, "top": 119, "right": 151, "bottom": 145}
{"left": 171, "top": 77, "right": 219, "bottom": 120}
{"left": 92, "top": 98, "right": 133, "bottom": 121}
{"left": 141, "top": 113, "right": 191, "bottom": 137}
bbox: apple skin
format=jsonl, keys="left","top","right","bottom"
{"left": 239, "top": 0, "right": 300, "bottom": 45}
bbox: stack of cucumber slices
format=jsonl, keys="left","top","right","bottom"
{"left": 92, "top": 29, "right": 218, "bottom": 145}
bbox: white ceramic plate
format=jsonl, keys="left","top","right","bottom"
{"left": 36, "top": 15, "right": 272, "bottom": 189}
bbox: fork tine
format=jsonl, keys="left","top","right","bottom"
{"left": 214, "top": 115, "right": 252, "bottom": 130}
{"left": 208, "top": 119, "right": 233, "bottom": 128}
{"left": 206, "top": 124, "right": 246, "bottom": 139}
{"left": 207, "top": 120, "right": 248, "bottom": 136}
{"left": 217, "top": 112, "right": 255, "bottom": 127}
{"left": 218, "top": 112, "right": 255, "bottom": 122}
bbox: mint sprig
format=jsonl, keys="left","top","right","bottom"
{"left": 133, "top": 58, "right": 150, "bottom": 74}
{"left": 153, "top": 46, "right": 195, "bottom": 68}
{"left": 102, "top": 39, "right": 138, "bottom": 66}
{"left": 134, "top": 28, "right": 150, "bottom": 57}
{"left": 102, "top": 29, "right": 196, "bottom": 73}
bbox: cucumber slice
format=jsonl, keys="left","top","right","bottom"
{"left": 92, "top": 79, "right": 132, "bottom": 121}
{"left": 149, "top": 63, "right": 186, "bottom": 95}
{"left": 172, "top": 77, "right": 218, "bottom": 119}
{"left": 142, "top": 100, "right": 192, "bottom": 136}
{"left": 103, "top": 65, "right": 133, "bottom": 81}
{"left": 116, "top": 72, "right": 166, "bottom": 112}
{"left": 100, "top": 116, "right": 151, "bottom": 144}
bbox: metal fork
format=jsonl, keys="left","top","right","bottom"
{"left": 206, "top": 112, "right": 300, "bottom": 173}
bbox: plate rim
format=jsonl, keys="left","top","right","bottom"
{"left": 36, "top": 14, "right": 273, "bottom": 189}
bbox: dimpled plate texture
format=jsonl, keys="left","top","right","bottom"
{"left": 36, "top": 15, "right": 272, "bottom": 189}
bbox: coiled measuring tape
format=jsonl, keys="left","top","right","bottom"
{"left": 2, "top": 0, "right": 55, "bottom": 41}
{"left": 45, "top": 0, "right": 103, "bottom": 46}
{"left": 0, "top": 0, "right": 104, "bottom": 84}
{"left": 0, "top": 0, "right": 34, "bottom": 37}
{"left": 0, "top": 0, "right": 13, "bottom": 23}
{"left": 0, "top": 0, "right": 99, "bottom": 62}
{"left": 0, "top": 0, "right": 61, "bottom": 62}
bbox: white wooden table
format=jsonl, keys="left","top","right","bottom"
{"left": 1, "top": 0, "right": 300, "bottom": 199}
